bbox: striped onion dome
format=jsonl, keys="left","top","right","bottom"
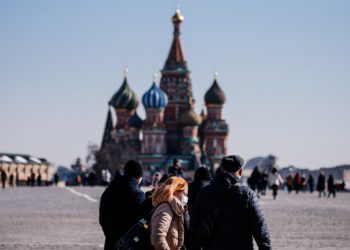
{"left": 110, "top": 77, "right": 139, "bottom": 110}
{"left": 142, "top": 82, "right": 168, "bottom": 109}
{"left": 128, "top": 112, "right": 143, "bottom": 129}
{"left": 179, "top": 109, "right": 201, "bottom": 126}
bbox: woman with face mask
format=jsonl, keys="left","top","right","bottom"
{"left": 150, "top": 176, "right": 188, "bottom": 250}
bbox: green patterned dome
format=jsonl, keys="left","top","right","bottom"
{"left": 179, "top": 109, "right": 201, "bottom": 126}
{"left": 110, "top": 77, "right": 139, "bottom": 110}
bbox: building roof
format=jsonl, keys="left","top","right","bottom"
{"left": 0, "top": 153, "right": 49, "bottom": 164}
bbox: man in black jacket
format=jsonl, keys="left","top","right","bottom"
{"left": 99, "top": 160, "right": 149, "bottom": 250}
{"left": 191, "top": 155, "right": 271, "bottom": 250}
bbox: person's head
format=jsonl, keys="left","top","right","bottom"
{"left": 221, "top": 155, "right": 245, "bottom": 178}
{"left": 194, "top": 167, "right": 212, "bottom": 182}
{"left": 152, "top": 172, "right": 162, "bottom": 187}
{"left": 152, "top": 176, "right": 188, "bottom": 206}
{"left": 124, "top": 160, "right": 143, "bottom": 184}
{"left": 173, "top": 158, "right": 181, "bottom": 168}
{"left": 272, "top": 167, "right": 277, "bottom": 174}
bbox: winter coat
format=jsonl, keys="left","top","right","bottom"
{"left": 188, "top": 180, "right": 210, "bottom": 216}
{"left": 268, "top": 173, "right": 284, "bottom": 187}
{"left": 150, "top": 197, "right": 185, "bottom": 250}
{"left": 190, "top": 172, "right": 271, "bottom": 250}
{"left": 99, "top": 175, "right": 149, "bottom": 250}
{"left": 317, "top": 174, "right": 326, "bottom": 191}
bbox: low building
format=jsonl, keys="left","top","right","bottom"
{"left": 0, "top": 153, "right": 54, "bottom": 187}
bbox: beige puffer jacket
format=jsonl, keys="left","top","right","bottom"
{"left": 150, "top": 197, "right": 185, "bottom": 250}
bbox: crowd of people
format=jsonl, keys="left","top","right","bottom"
{"left": 247, "top": 167, "right": 346, "bottom": 199}
{"left": 99, "top": 155, "right": 272, "bottom": 250}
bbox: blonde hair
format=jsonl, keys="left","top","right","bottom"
{"left": 152, "top": 176, "right": 188, "bottom": 206}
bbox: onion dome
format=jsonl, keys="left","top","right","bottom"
{"left": 204, "top": 73, "right": 226, "bottom": 105}
{"left": 110, "top": 72, "right": 139, "bottom": 110}
{"left": 142, "top": 80, "right": 168, "bottom": 109}
{"left": 128, "top": 112, "right": 143, "bottom": 129}
{"left": 179, "top": 109, "right": 201, "bottom": 126}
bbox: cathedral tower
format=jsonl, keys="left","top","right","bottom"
{"left": 202, "top": 73, "right": 229, "bottom": 168}
{"left": 160, "top": 7, "right": 194, "bottom": 153}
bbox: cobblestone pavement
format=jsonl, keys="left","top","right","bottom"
{"left": 0, "top": 187, "right": 349, "bottom": 250}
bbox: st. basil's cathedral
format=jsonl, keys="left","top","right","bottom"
{"left": 98, "top": 8, "right": 229, "bottom": 175}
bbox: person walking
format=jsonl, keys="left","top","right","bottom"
{"left": 286, "top": 174, "right": 293, "bottom": 193}
{"left": 294, "top": 172, "right": 301, "bottom": 194}
{"left": 188, "top": 167, "right": 212, "bottom": 216}
{"left": 248, "top": 166, "right": 261, "bottom": 195}
{"left": 317, "top": 171, "right": 326, "bottom": 197}
{"left": 307, "top": 175, "right": 314, "bottom": 193}
{"left": 269, "top": 167, "right": 284, "bottom": 200}
{"left": 260, "top": 170, "right": 269, "bottom": 195}
{"left": 327, "top": 174, "right": 336, "bottom": 198}
{"left": 99, "top": 160, "right": 150, "bottom": 250}
{"left": 168, "top": 158, "right": 184, "bottom": 178}
{"left": 191, "top": 155, "right": 271, "bottom": 250}
{"left": 1, "top": 169, "right": 7, "bottom": 189}
{"left": 150, "top": 176, "right": 188, "bottom": 250}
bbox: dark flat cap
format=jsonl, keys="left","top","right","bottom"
{"left": 221, "top": 155, "right": 244, "bottom": 173}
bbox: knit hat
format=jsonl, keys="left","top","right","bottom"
{"left": 124, "top": 160, "right": 143, "bottom": 178}
{"left": 221, "top": 155, "right": 244, "bottom": 173}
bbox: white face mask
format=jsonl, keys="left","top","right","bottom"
{"left": 181, "top": 195, "right": 188, "bottom": 206}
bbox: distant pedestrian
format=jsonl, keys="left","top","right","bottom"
{"left": 9, "top": 174, "right": 15, "bottom": 187}
{"left": 99, "top": 160, "right": 150, "bottom": 250}
{"left": 301, "top": 174, "right": 307, "bottom": 192}
{"left": 294, "top": 172, "right": 302, "bottom": 194}
{"left": 188, "top": 167, "right": 212, "bottom": 216}
{"left": 307, "top": 175, "right": 314, "bottom": 193}
{"left": 190, "top": 155, "right": 271, "bottom": 250}
{"left": 286, "top": 174, "right": 293, "bottom": 193}
{"left": 30, "top": 172, "right": 35, "bottom": 187}
{"left": 150, "top": 176, "right": 188, "bottom": 250}
{"left": 87, "top": 172, "right": 96, "bottom": 186}
{"left": 151, "top": 172, "right": 162, "bottom": 187}
{"left": 317, "top": 171, "right": 326, "bottom": 197}
{"left": 261, "top": 170, "right": 269, "bottom": 195}
{"left": 327, "top": 174, "right": 336, "bottom": 198}
{"left": 168, "top": 158, "right": 184, "bottom": 178}
{"left": 248, "top": 166, "right": 261, "bottom": 195}
{"left": 54, "top": 173, "right": 59, "bottom": 185}
{"left": 37, "top": 174, "right": 42, "bottom": 186}
{"left": 1, "top": 169, "right": 7, "bottom": 189}
{"left": 269, "top": 167, "right": 284, "bottom": 200}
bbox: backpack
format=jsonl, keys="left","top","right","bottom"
{"left": 195, "top": 182, "right": 240, "bottom": 247}
{"left": 115, "top": 208, "right": 156, "bottom": 250}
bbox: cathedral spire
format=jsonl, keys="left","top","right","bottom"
{"left": 163, "top": 7, "right": 187, "bottom": 72}
{"left": 101, "top": 106, "right": 114, "bottom": 147}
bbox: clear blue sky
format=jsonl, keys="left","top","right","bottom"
{"left": 0, "top": 1, "right": 349, "bottom": 169}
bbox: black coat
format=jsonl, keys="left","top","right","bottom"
{"left": 190, "top": 172, "right": 271, "bottom": 250}
{"left": 99, "top": 175, "right": 149, "bottom": 250}
{"left": 188, "top": 180, "right": 210, "bottom": 216}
